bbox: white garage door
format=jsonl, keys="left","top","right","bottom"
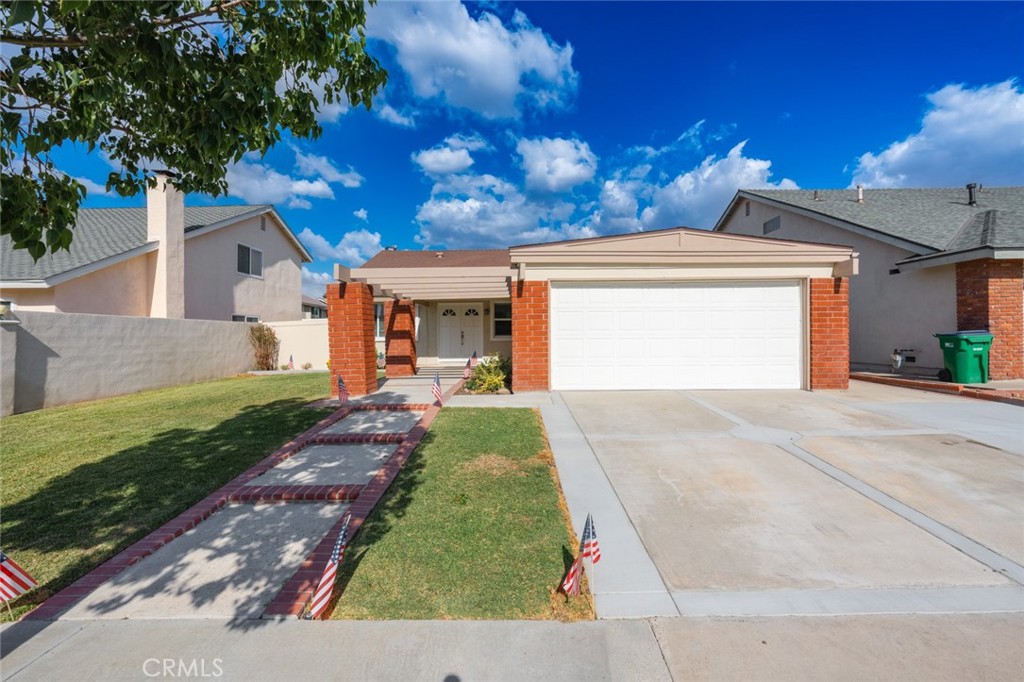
{"left": 550, "top": 281, "right": 803, "bottom": 390}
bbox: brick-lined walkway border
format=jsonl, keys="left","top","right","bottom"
{"left": 851, "top": 373, "right": 1024, "bottom": 407}
{"left": 264, "top": 386, "right": 463, "bottom": 619}
{"left": 24, "top": 402, "right": 370, "bottom": 621}
{"left": 306, "top": 432, "right": 407, "bottom": 445}
{"left": 229, "top": 484, "right": 362, "bottom": 504}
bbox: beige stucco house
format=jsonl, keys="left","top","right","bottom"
{"left": 715, "top": 186, "right": 1024, "bottom": 379}
{"left": 0, "top": 174, "right": 312, "bottom": 322}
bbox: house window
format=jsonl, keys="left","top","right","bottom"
{"left": 237, "top": 244, "right": 263, "bottom": 277}
{"left": 763, "top": 216, "right": 781, "bottom": 234}
{"left": 231, "top": 314, "right": 259, "bottom": 323}
{"left": 374, "top": 303, "right": 385, "bottom": 339}
{"left": 492, "top": 302, "right": 512, "bottom": 338}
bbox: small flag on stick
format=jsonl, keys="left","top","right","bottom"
{"left": 0, "top": 551, "right": 37, "bottom": 603}
{"left": 288, "top": 354, "right": 294, "bottom": 370}
{"left": 463, "top": 358, "right": 472, "bottom": 379}
{"left": 580, "top": 513, "right": 601, "bottom": 564}
{"left": 431, "top": 371, "right": 443, "bottom": 404}
{"left": 470, "top": 350, "right": 479, "bottom": 367}
{"left": 305, "top": 514, "right": 351, "bottom": 620}
{"left": 561, "top": 555, "right": 583, "bottom": 596}
{"left": 337, "top": 375, "right": 348, "bottom": 404}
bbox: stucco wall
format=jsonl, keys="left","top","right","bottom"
{"left": 54, "top": 252, "right": 153, "bottom": 316}
{"left": 1, "top": 288, "right": 56, "bottom": 312}
{"left": 268, "top": 319, "right": 329, "bottom": 370}
{"left": 184, "top": 215, "right": 303, "bottom": 322}
{"left": 1, "top": 321, "right": 17, "bottom": 416}
{"left": 414, "top": 299, "right": 513, "bottom": 363}
{"left": 720, "top": 201, "right": 956, "bottom": 371}
{"left": 7, "top": 310, "right": 252, "bottom": 414}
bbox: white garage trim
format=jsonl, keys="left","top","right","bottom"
{"left": 550, "top": 280, "right": 805, "bottom": 390}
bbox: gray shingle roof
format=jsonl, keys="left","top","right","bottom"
{"left": 1, "top": 205, "right": 269, "bottom": 281}
{"left": 739, "top": 187, "right": 1024, "bottom": 252}
{"left": 945, "top": 209, "right": 1024, "bottom": 252}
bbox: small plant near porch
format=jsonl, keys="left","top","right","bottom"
{"left": 463, "top": 354, "right": 512, "bottom": 393}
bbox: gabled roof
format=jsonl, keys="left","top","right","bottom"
{"left": 717, "top": 186, "right": 1024, "bottom": 255}
{"left": 361, "top": 249, "right": 509, "bottom": 269}
{"left": 1, "top": 205, "right": 310, "bottom": 284}
{"left": 301, "top": 294, "right": 326, "bottom": 308}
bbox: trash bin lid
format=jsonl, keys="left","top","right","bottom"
{"left": 933, "top": 330, "right": 990, "bottom": 337}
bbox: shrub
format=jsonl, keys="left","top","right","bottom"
{"left": 465, "top": 354, "right": 511, "bottom": 393}
{"left": 280, "top": 363, "right": 291, "bottom": 371}
{"left": 301, "top": 362, "right": 313, "bottom": 370}
{"left": 249, "top": 323, "right": 279, "bottom": 370}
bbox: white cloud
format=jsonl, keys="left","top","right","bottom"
{"left": 226, "top": 159, "right": 334, "bottom": 206}
{"left": 851, "top": 80, "right": 1024, "bottom": 187}
{"left": 517, "top": 137, "right": 597, "bottom": 192}
{"left": 74, "top": 176, "right": 111, "bottom": 197}
{"left": 353, "top": 208, "right": 368, "bottom": 221}
{"left": 376, "top": 103, "right": 416, "bottom": 127}
{"left": 445, "top": 132, "right": 491, "bottom": 151}
{"left": 640, "top": 141, "right": 797, "bottom": 230}
{"left": 412, "top": 147, "right": 475, "bottom": 176}
{"left": 367, "top": 3, "right": 577, "bottom": 119}
{"left": 298, "top": 227, "right": 383, "bottom": 266}
{"left": 301, "top": 267, "right": 333, "bottom": 299}
{"left": 293, "top": 150, "right": 363, "bottom": 188}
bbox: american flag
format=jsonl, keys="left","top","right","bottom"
{"left": 288, "top": 354, "right": 294, "bottom": 370}
{"left": 470, "top": 350, "right": 479, "bottom": 367}
{"left": 337, "top": 374, "right": 348, "bottom": 404}
{"left": 580, "top": 513, "right": 601, "bottom": 564}
{"left": 431, "top": 371, "right": 443, "bottom": 404}
{"left": 0, "top": 550, "right": 37, "bottom": 602}
{"left": 305, "top": 514, "right": 351, "bottom": 620}
{"left": 561, "top": 554, "right": 583, "bottom": 596}
{"left": 463, "top": 358, "right": 472, "bottom": 379}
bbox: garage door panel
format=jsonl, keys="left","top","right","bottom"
{"left": 551, "top": 282, "right": 803, "bottom": 390}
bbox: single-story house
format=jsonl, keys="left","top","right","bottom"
{"left": 325, "top": 227, "right": 858, "bottom": 396}
{"left": 714, "top": 185, "right": 1024, "bottom": 380}
{"left": 0, "top": 173, "right": 312, "bottom": 322}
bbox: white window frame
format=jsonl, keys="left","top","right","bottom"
{"left": 231, "top": 314, "right": 260, "bottom": 323}
{"left": 374, "top": 303, "right": 385, "bottom": 340}
{"left": 491, "top": 301, "right": 512, "bottom": 340}
{"left": 237, "top": 243, "right": 264, "bottom": 279}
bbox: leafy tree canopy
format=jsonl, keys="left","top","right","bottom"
{"left": 1, "top": 0, "right": 387, "bottom": 259}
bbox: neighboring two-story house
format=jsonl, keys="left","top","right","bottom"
{"left": 0, "top": 173, "right": 311, "bottom": 322}
{"left": 715, "top": 186, "right": 1024, "bottom": 380}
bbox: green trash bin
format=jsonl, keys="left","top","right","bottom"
{"left": 933, "top": 331, "right": 993, "bottom": 384}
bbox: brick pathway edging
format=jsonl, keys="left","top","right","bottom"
{"left": 851, "top": 373, "right": 1024, "bottom": 407}
{"left": 263, "top": 382, "right": 465, "bottom": 619}
{"left": 24, "top": 402, "right": 364, "bottom": 621}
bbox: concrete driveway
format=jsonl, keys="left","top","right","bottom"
{"left": 546, "top": 380, "right": 1023, "bottom": 679}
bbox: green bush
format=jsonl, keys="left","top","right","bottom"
{"left": 249, "top": 323, "right": 279, "bottom": 370}
{"left": 464, "top": 354, "right": 511, "bottom": 393}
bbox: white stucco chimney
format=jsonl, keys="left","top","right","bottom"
{"left": 147, "top": 171, "right": 185, "bottom": 318}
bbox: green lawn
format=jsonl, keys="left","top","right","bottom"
{"left": 0, "top": 373, "right": 332, "bottom": 621}
{"left": 331, "top": 408, "right": 593, "bottom": 621}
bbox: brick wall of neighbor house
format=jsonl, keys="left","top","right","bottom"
{"left": 384, "top": 299, "right": 417, "bottom": 378}
{"left": 511, "top": 280, "right": 550, "bottom": 392}
{"left": 326, "top": 281, "right": 377, "bottom": 397}
{"left": 956, "top": 258, "right": 1024, "bottom": 380}
{"left": 809, "top": 277, "right": 850, "bottom": 389}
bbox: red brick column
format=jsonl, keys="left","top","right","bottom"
{"left": 512, "top": 280, "right": 550, "bottom": 392}
{"left": 956, "top": 259, "right": 1023, "bottom": 380}
{"left": 326, "top": 281, "right": 377, "bottom": 397}
{"left": 384, "top": 299, "right": 417, "bottom": 378}
{"left": 809, "top": 277, "right": 850, "bottom": 389}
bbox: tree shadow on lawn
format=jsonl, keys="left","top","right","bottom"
{"left": 1, "top": 398, "right": 331, "bottom": 617}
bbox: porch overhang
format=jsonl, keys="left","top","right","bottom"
{"left": 346, "top": 264, "right": 515, "bottom": 301}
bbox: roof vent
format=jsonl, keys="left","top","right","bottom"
{"left": 856, "top": 184, "right": 864, "bottom": 204}
{"left": 435, "top": 251, "right": 444, "bottom": 258}
{"left": 813, "top": 190, "right": 821, "bottom": 201}
{"left": 966, "top": 183, "right": 978, "bottom": 206}
{"left": 384, "top": 245, "right": 398, "bottom": 251}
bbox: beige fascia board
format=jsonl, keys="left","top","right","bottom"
{"left": 334, "top": 264, "right": 351, "bottom": 282}
{"left": 524, "top": 264, "right": 838, "bottom": 282}
{"left": 352, "top": 266, "right": 516, "bottom": 280}
{"left": 832, "top": 255, "right": 860, "bottom": 277}
{"left": 0, "top": 280, "right": 50, "bottom": 289}
{"left": 392, "top": 291, "right": 511, "bottom": 301}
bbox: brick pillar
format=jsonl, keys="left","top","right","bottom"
{"left": 384, "top": 299, "right": 417, "bottom": 378}
{"left": 511, "top": 280, "right": 550, "bottom": 392}
{"left": 326, "top": 281, "right": 377, "bottom": 397}
{"left": 809, "top": 277, "right": 850, "bottom": 390}
{"left": 956, "top": 259, "right": 1023, "bottom": 380}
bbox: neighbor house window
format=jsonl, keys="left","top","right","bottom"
{"left": 493, "top": 302, "right": 512, "bottom": 338}
{"left": 237, "top": 244, "right": 263, "bottom": 277}
{"left": 374, "top": 303, "right": 385, "bottom": 339}
{"left": 744, "top": 201, "right": 751, "bottom": 216}
{"left": 231, "top": 314, "right": 259, "bottom": 323}
{"left": 763, "top": 216, "right": 781, "bottom": 234}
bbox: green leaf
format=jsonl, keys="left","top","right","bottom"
{"left": 6, "top": 0, "right": 35, "bottom": 28}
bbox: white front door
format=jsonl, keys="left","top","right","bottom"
{"left": 438, "top": 303, "right": 484, "bottom": 361}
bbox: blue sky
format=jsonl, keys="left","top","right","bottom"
{"left": 60, "top": 1, "right": 1024, "bottom": 297}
